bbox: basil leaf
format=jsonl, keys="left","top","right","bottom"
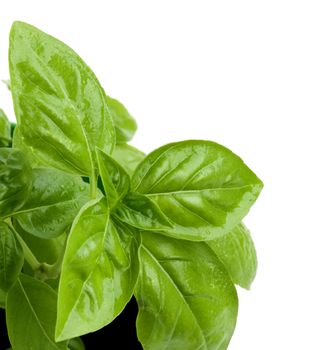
{"left": 9, "top": 21, "right": 115, "bottom": 177}
{"left": 107, "top": 96, "right": 137, "bottom": 143}
{"left": 12, "top": 168, "right": 90, "bottom": 239}
{"left": 114, "top": 192, "right": 173, "bottom": 231}
{"left": 6, "top": 274, "right": 67, "bottom": 350}
{"left": 12, "top": 125, "right": 44, "bottom": 167}
{"left": 0, "top": 109, "right": 11, "bottom": 147}
{"left": 0, "top": 148, "right": 32, "bottom": 218}
{"left": 12, "top": 220, "right": 65, "bottom": 264}
{"left": 0, "top": 288, "right": 6, "bottom": 308}
{"left": 96, "top": 148, "right": 130, "bottom": 208}
{"left": 0, "top": 222, "right": 24, "bottom": 292}
{"left": 112, "top": 143, "right": 145, "bottom": 175}
{"left": 56, "top": 197, "right": 140, "bottom": 341}
{"left": 135, "top": 232, "right": 238, "bottom": 350}
{"left": 132, "top": 140, "right": 263, "bottom": 241}
{"left": 68, "top": 338, "right": 85, "bottom": 350}
{"left": 208, "top": 222, "right": 257, "bottom": 289}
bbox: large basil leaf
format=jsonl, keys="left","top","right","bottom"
{"left": 96, "top": 148, "right": 130, "bottom": 208}
{"left": 208, "top": 222, "right": 257, "bottom": 289}
{"left": 114, "top": 192, "right": 173, "bottom": 231}
{"left": 9, "top": 21, "right": 115, "bottom": 177}
{"left": 107, "top": 96, "right": 137, "bottom": 143}
{"left": 135, "top": 232, "right": 238, "bottom": 350}
{"left": 0, "top": 109, "right": 11, "bottom": 147}
{"left": 11, "top": 168, "right": 90, "bottom": 239}
{"left": 0, "top": 222, "right": 24, "bottom": 292}
{"left": 6, "top": 274, "right": 67, "bottom": 350}
{"left": 131, "top": 140, "right": 263, "bottom": 241}
{"left": 56, "top": 197, "right": 140, "bottom": 341}
{"left": 112, "top": 143, "right": 145, "bottom": 175}
{"left": 0, "top": 148, "right": 32, "bottom": 217}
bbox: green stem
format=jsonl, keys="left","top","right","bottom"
{"left": 90, "top": 171, "right": 98, "bottom": 199}
{"left": 9, "top": 224, "right": 41, "bottom": 271}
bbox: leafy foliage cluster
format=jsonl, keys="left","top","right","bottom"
{"left": 0, "top": 22, "right": 263, "bottom": 350}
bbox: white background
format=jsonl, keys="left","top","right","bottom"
{"left": 1, "top": 1, "right": 312, "bottom": 349}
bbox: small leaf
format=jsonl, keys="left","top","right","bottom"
{"left": 0, "top": 109, "right": 11, "bottom": 147}
{"left": 208, "top": 222, "right": 257, "bottom": 289}
{"left": 67, "top": 337, "right": 85, "bottom": 350}
{"left": 0, "top": 222, "right": 24, "bottom": 292}
{"left": 114, "top": 192, "right": 173, "bottom": 231}
{"left": 56, "top": 197, "right": 140, "bottom": 340}
{"left": 6, "top": 274, "right": 67, "bottom": 350}
{"left": 0, "top": 148, "right": 32, "bottom": 218}
{"left": 135, "top": 232, "right": 238, "bottom": 350}
{"left": 107, "top": 96, "right": 137, "bottom": 143}
{"left": 12, "top": 168, "right": 90, "bottom": 238}
{"left": 9, "top": 21, "right": 115, "bottom": 177}
{"left": 112, "top": 143, "right": 145, "bottom": 175}
{"left": 96, "top": 148, "right": 130, "bottom": 208}
{"left": 132, "top": 140, "right": 263, "bottom": 241}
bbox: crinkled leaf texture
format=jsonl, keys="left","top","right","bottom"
{"left": 0, "top": 148, "right": 31, "bottom": 217}
{"left": 112, "top": 143, "right": 145, "bottom": 175}
{"left": 56, "top": 196, "right": 140, "bottom": 341}
{"left": 0, "top": 222, "right": 24, "bottom": 292}
{"left": 131, "top": 140, "right": 263, "bottom": 241}
{"left": 6, "top": 274, "right": 68, "bottom": 350}
{"left": 11, "top": 168, "right": 90, "bottom": 238}
{"left": 9, "top": 21, "right": 115, "bottom": 177}
{"left": 208, "top": 222, "right": 257, "bottom": 289}
{"left": 135, "top": 232, "right": 238, "bottom": 350}
{"left": 107, "top": 95, "right": 137, "bottom": 143}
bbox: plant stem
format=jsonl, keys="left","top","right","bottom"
{"left": 10, "top": 224, "right": 41, "bottom": 271}
{"left": 90, "top": 171, "right": 98, "bottom": 199}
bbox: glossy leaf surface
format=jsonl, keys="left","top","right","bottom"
{"left": 114, "top": 192, "right": 172, "bottom": 231}
{"left": 112, "top": 143, "right": 145, "bottom": 175}
{"left": 0, "top": 222, "right": 24, "bottom": 292}
{"left": 135, "top": 232, "right": 238, "bottom": 350}
{"left": 56, "top": 197, "right": 139, "bottom": 340}
{"left": 96, "top": 148, "right": 130, "bottom": 208}
{"left": 132, "top": 140, "right": 263, "bottom": 240}
{"left": 12, "top": 168, "right": 90, "bottom": 238}
{"left": 0, "top": 109, "right": 11, "bottom": 147}
{"left": 208, "top": 222, "right": 257, "bottom": 289}
{"left": 9, "top": 21, "right": 115, "bottom": 176}
{"left": 0, "top": 148, "right": 31, "bottom": 217}
{"left": 6, "top": 274, "right": 67, "bottom": 350}
{"left": 107, "top": 96, "right": 137, "bottom": 143}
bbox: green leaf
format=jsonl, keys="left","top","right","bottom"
{"left": 0, "top": 109, "right": 11, "bottom": 147}
{"left": 12, "top": 220, "right": 65, "bottom": 264}
{"left": 114, "top": 192, "right": 173, "bottom": 231}
{"left": 11, "top": 168, "right": 90, "bottom": 239}
{"left": 0, "top": 288, "right": 6, "bottom": 308}
{"left": 107, "top": 95, "right": 137, "bottom": 143}
{"left": 6, "top": 274, "right": 67, "bottom": 350}
{"left": 112, "top": 143, "right": 145, "bottom": 175}
{"left": 96, "top": 148, "right": 130, "bottom": 208}
{"left": 0, "top": 148, "right": 32, "bottom": 217}
{"left": 9, "top": 21, "right": 115, "bottom": 177}
{"left": 0, "top": 222, "right": 24, "bottom": 292}
{"left": 56, "top": 197, "right": 140, "bottom": 341}
{"left": 208, "top": 222, "right": 257, "bottom": 289}
{"left": 135, "top": 232, "right": 238, "bottom": 350}
{"left": 67, "top": 338, "right": 85, "bottom": 350}
{"left": 132, "top": 140, "right": 263, "bottom": 241}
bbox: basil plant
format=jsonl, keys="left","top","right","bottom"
{"left": 0, "top": 21, "right": 263, "bottom": 350}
